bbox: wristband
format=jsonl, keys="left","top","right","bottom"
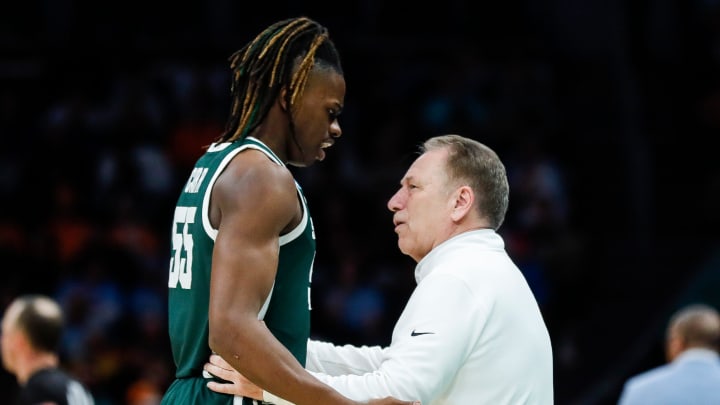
{"left": 263, "top": 390, "right": 295, "bottom": 405}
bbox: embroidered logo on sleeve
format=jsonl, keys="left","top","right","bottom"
{"left": 411, "top": 329, "right": 435, "bottom": 337}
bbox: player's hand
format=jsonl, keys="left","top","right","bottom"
{"left": 205, "top": 354, "right": 262, "bottom": 399}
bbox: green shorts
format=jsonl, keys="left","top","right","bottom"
{"left": 161, "top": 377, "right": 260, "bottom": 405}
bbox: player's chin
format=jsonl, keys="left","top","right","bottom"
{"left": 288, "top": 152, "right": 322, "bottom": 167}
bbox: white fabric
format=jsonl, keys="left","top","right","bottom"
{"left": 265, "top": 229, "right": 553, "bottom": 405}
{"left": 263, "top": 391, "right": 293, "bottom": 405}
{"left": 306, "top": 340, "right": 386, "bottom": 376}
{"left": 66, "top": 380, "right": 95, "bottom": 405}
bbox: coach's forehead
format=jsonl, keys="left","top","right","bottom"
{"left": 407, "top": 149, "right": 449, "bottom": 181}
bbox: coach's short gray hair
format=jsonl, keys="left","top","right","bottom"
{"left": 421, "top": 134, "right": 509, "bottom": 230}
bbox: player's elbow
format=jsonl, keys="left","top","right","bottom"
{"left": 208, "top": 310, "right": 242, "bottom": 355}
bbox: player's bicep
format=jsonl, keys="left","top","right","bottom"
{"left": 208, "top": 160, "right": 298, "bottom": 324}
{"left": 210, "top": 223, "right": 278, "bottom": 318}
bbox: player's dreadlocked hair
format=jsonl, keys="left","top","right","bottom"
{"left": 218, "top": 16, "right": 343, "bottom": 143}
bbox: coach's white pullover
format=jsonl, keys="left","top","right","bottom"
{"left": 264, "top": 229, "right": 554, "bottom": 405}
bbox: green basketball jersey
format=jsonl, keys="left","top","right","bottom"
{"left": 162, "top": 137, "right": 316, "bottom": 404}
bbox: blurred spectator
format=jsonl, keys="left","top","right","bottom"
{"left": 1, "top": 294, "right": 95, "bottom": 405}
{"left": 617, "top": 303, "right": 720, "bottom": 405}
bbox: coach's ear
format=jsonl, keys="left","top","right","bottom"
{"left": 450, "top": 185, "right": 474, "bottom": 222}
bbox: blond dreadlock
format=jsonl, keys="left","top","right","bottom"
{"left": 218, "top": 16, "right": 343, "bottom": 143}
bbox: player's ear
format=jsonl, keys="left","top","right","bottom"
{"left": 278, "top": 87, "right": 289, "bottom": 112}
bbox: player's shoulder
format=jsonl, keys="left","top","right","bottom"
{"left": 230, "top": 148, "right": 293, "bottom": 181}
{"left": 216, "top": 148, "right": 296, "bottom": 201}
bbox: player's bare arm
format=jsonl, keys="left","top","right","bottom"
{"left": 208, "top": 150, "right": 352, "bottom": 404}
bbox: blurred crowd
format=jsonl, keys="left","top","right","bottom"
{"left": 2, "top": 1, "right": 720, "bottom": 404}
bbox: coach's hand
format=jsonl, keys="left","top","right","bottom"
{"left": 205, "top": 354, "right": 261, "bottom": 399}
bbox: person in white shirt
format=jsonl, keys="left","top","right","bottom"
{"left": 204, "top": 134, "right": 554, "bottom": 405}
{"left": 617, "top": 303, "right": 720, "bottom": 405}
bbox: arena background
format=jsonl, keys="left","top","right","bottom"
{"left": 1, "top": 1, "right": 719, "bottom": 404}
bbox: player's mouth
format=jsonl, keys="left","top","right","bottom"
{"left": 318, "top": 140, "right": 334, "bottom": 160}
